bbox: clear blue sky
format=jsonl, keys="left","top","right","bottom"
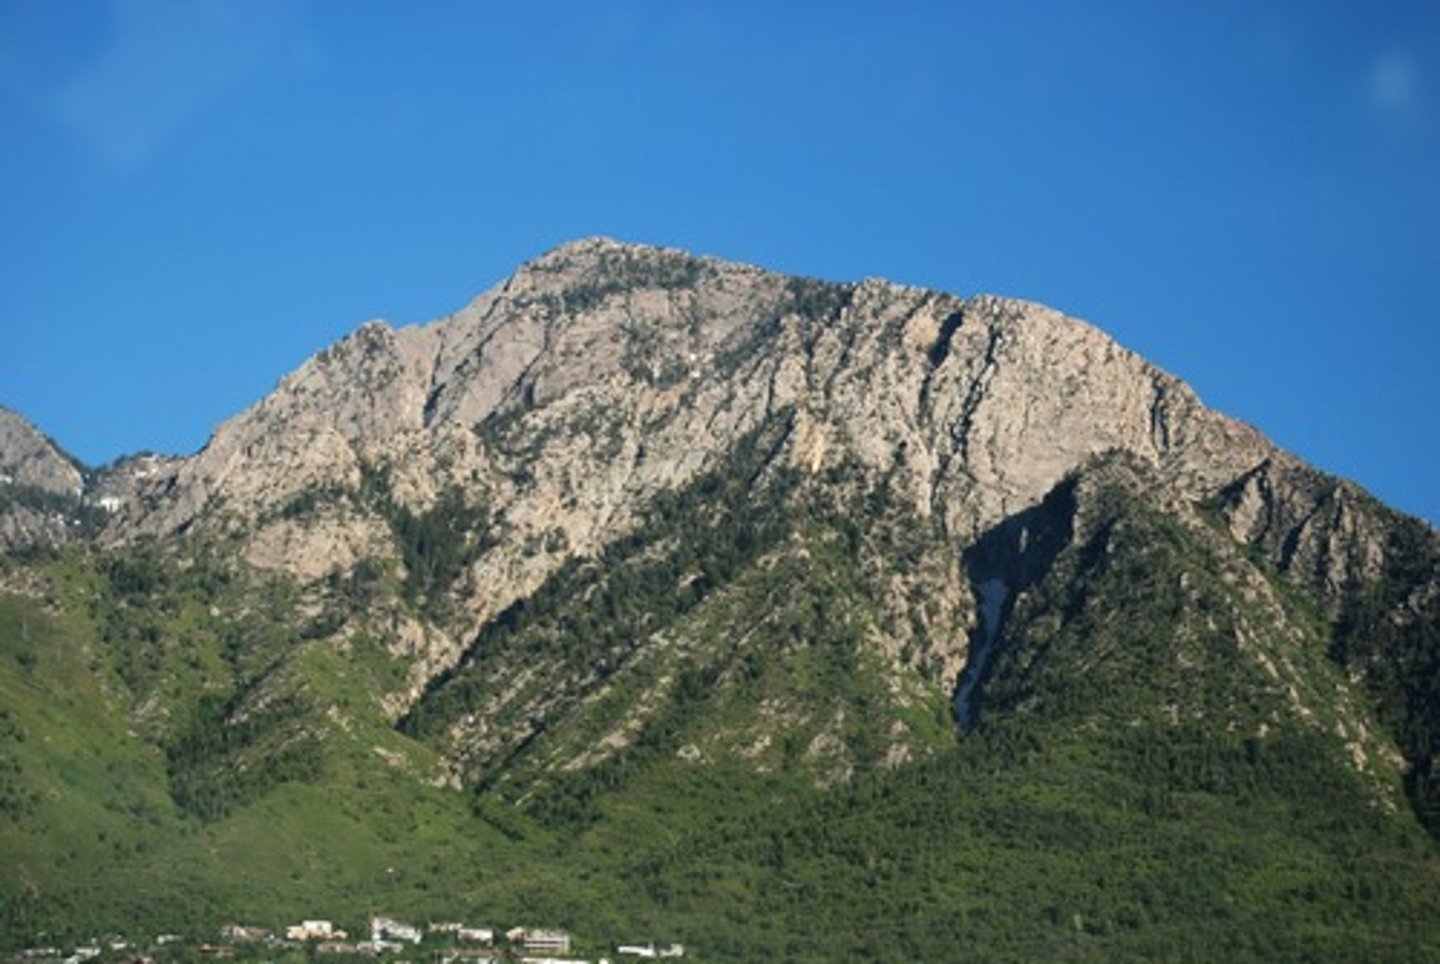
{"left": 2, "top": 1, "right": 1436, "bottom": 524}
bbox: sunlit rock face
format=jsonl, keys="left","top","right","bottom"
{"left": 65, "top": 239, "right": 1407, "bottom": 706}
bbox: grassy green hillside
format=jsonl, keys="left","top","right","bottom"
{"left": 0, "top": 574, "right": 526, "bottom": 941}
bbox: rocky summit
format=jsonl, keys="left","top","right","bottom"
{"left": 2, "top": 239, "right": 1438, "bottom": 959}
{"left": 0, "top": 406, "right": 90, "bottom": 551}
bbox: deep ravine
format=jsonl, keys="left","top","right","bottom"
{"left": 954, "top": 576, "right": 1008, "bottom": 731}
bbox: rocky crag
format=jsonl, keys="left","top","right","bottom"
{"left": 0, "top": 406, "right": 90, "bottom": 551}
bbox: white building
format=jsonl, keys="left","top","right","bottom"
{"left": 508, "top": 929, "right": 571, "bottom": 955}
{"left": 286, "top": 921, "right": 343, "bottom": 942}
{"left": 370, "top": 917, "right": 423, "bottom": 945}
{"left": 617, "top": 945, "right": 683, "bottom": 959}
{"left": 219, "top": 925, "right": 271, "bottom": 943}
{"left": 457, "top": 927, "right": 495, "bottom": 944}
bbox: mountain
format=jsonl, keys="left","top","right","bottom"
{"left": 2, "top": 239, "right": 1438, "bottom": 959}
{"left": 0, "top": 407, "right": 93, "bottom": 552}
{"left": 83, "top": 239, "right": 1296, "bottom": 695}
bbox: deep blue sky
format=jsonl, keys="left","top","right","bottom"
{"left": 2, "top": 1, "right": 1436, "bottom": 524}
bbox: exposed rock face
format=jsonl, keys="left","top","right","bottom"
{"left": 0, "top": 407, "right": 88, "bottom": 551}
{"left": 0, "top": 407, "right": 83, "bottom": 497}
{"left": 1216, "top": 458, "right": 1391, "bottom": 599}
{"left": 84, "top": 242, "right": 1272, "bottom": 668}
{"left": 70, "top": 238, "right": 1423, "bottom": 715}
{"left": 103, "top": 241, "right": 1275, "bottom": 545}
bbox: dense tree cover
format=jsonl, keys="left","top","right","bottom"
{"left": 165, "top": 690, "right": 324, "bottom": 821}
{"left": 601, "top": 724, "right": 1440, "bottom": 961}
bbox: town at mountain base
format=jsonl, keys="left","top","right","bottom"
{"left": 2, "top": 239, "right": 1438, "bottom": 960}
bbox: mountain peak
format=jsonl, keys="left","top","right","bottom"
{"left": 0, "top": 407, "right": 91, "bottom": 551}
{"left": 502, "top": 236, "right": 719, "bottom": 299}
{"left": 86, "top": 240, "right": 1281, "bottom": 554}
{"left": 0, "top": 407, "right": 85, "bottom": 496}
{"left": 538, "top": 234, "right": 643, "bottom": 258}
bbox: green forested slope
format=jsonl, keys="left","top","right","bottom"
{"left": 2, "top": 450, "right": 1440, "bottom": 961}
